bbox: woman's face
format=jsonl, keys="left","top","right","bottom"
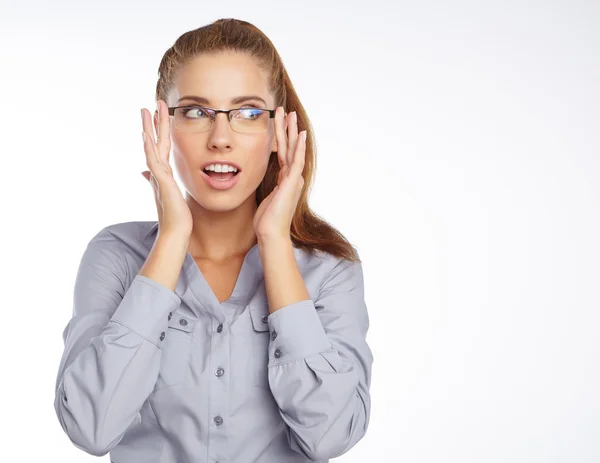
{"left": 161, "top": 51, "right": 279, "bottom": 212}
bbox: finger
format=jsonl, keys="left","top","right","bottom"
{"left": 287, "top": 111, "right": 298, "bottom": 166}
{"left": 156, "top": 100, "right": 171, "bottom": 164}
{"left": 275, "top": 106, "right": 288, "bottom": 169}
{"left": 141, "top": 108, "right": 156, "bottom": 146}
{"left": 141, "top": 108, "right": 161, "bottom": 167}
{"left": 141, "top": 124, "right": 161, "bottom": 173}
{"left": 278, "top": 165, "right": 287, "bottom": 185}
{"left": 290, "top": 130, "right": 307, "bottom": 179}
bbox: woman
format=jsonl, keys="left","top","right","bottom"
{"left": 54, "top": 18, "right": 373, "bottom": 463}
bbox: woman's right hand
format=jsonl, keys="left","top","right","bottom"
{"left": 141, "top": 99, "right": 193, "bottom": 239}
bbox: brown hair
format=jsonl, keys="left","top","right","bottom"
{"left": 155, "top": 18, "right": 360, "bottom": 263}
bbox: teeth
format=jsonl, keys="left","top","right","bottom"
{"left": 204, "top": 163, "right": 238, "bottom": 173}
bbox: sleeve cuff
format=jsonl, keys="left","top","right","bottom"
{"left": 267, "top": 299, "right": 332, "bottom": 365}
{"left": 110, "top": 274, "right": 181, "bottom": 345}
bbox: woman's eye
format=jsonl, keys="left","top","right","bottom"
{"left": 237, "top": 108, "right": 262, "bottom": 120}
{"left": 184, "top": 107, "right": 209, "bottom": 118}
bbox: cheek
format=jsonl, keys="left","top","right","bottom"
{"left": 245, "top": 148, "right": 272, "bottom": 185}
{"left": 248, "top": 135, "right": 273, "bottom": 165}
{"left": 170, "top": 142, "right": 197, "bottom": 181}
{"left": 170, "top": 137, "right": 197, "bottom": 174}
{"left": 171, "top": 153, "right": 192, "bottom": 188}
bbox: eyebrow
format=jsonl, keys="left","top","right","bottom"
{"left": 177, "top": 95, "right": 268, "bottom": 107}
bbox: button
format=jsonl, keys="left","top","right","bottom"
{"left": 159, "top": 331, "right": 165, "bottom": 341}
{"left": 274, "top": 348, "right": 282, "bottom": 358}
{"left": 215, "top": 367, "right": 224, "bottom": 377}
{"left": 261, "top": 315, "right": 268, "bottom": 323}
{"left": 168, "top": 312, "right": 172, "bottom": 321}
{"left": 217, "top": 324, "right": 223, "bottom": 333}
{"left": 214, "top": 415, "right": 223, "bottom": 425}
{"left": 179, "top": 318, "right": 188, "bottom": 326}
{"left": 270, "top": 330, "right": 278, "bottom": 340}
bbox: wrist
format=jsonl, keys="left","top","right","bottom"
{"left": 257, "top": 234, "right": 292, "bottom": 248}
{"left": 156, "top": 231, "right": 190, "bottom": 251}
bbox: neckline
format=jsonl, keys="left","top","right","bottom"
{"left": 143, "top": 221, "right": 264, "bottom": 309}
{"left": 183, "top": 245, "right": 260, "bottom": 307}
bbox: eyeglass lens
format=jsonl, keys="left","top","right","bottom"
{"left": 173, "top": 107, "right": 270, "bottom": 133}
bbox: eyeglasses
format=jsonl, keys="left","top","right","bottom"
{"left": 167, "top": 105, "right": 276, "bottom": 133}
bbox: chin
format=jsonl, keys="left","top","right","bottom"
{"left": 192, "top": 187, "right": 258, "bottom": 212}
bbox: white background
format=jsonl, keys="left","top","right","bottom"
{"left": 1, "top": 0, "right": 599, "bottom": 462}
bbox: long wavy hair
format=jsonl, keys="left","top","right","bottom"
{"left": 155, "top": 18, "right": 360, "bottom": 263}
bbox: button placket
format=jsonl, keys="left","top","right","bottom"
{"left": 250, "top": 305, "right": 271, "bottom": 388}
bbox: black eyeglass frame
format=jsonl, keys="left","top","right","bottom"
{"left": 167, "top": 105, "right": 277, "bottom": 131}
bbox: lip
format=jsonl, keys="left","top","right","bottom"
{"left": 200, "top": 160, "right": 242, "bottom": 172}
{"left": 200, "top": 168, "right": 241, "bottom": 190}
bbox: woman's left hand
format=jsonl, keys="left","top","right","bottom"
{"left": 253, "top": 107, "right": 307, "bottom": 240}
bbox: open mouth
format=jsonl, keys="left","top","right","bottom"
{"left": 202, "top": 169, "right": 241, "bottom": 181}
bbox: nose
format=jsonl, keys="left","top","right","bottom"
{"left": 207, "top": 112, "right": 233, "bottom": 150}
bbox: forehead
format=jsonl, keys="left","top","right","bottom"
{"left": 170, "top": 51, "right": 273, "bottom": 107}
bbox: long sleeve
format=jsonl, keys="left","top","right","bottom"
{"left": 53, "top": 228, "right": 181, "bottom": 456}
{"left": 266, "top": 257, "right": 374, "bottom": 461}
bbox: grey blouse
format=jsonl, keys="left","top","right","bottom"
{"left": 53, "top": 220, "right": 373, "bottom": 463}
